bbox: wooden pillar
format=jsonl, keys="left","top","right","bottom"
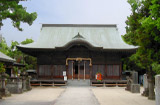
{"left": 90, "top": 66, "right": 92, "bottom": 80}
{"left": 66, "top": 64, "right": 68, "bottom": 79}
{"left": 78, "top": 61, "right": 80, "bottom": 80}
{"left": 120, "top": 63, "right": 122, "bottom": 79}
{"left": 84, "top": 61, "right": 85, "bottom": 80}
{"left": 105, "top": 64, "right": 107, "bottom": 79}
{"left": 37, "top": 65, "right": 39, "bottom": 79}
{"left": 72, "top": 61, "right": 74, "bottom": 80}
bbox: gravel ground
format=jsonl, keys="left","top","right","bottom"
{"left": 92, "top": 87, "right": 155, "bottom": 105}
{"left": 0, "top": 87, "right": 65, "bottom": 105}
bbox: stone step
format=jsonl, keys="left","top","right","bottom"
{"left": 67, "top": 79, "right": 90, "bottom": 86}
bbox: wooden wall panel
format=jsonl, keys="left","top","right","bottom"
{"left": 38, "top": 65, "right": 65, "bottom": 79}
{"left": 106, "top": 64, "right": 120, "bottom": 79}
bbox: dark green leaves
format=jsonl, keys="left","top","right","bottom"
{"left": 123, "top": 0, "right": 160, "bottom": 74}
{"left": 0, "top": 0, "right": 37, "bottom": 31}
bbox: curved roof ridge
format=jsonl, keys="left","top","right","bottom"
{"left": 42, "top": 24, "right": 117, "bottom": 28}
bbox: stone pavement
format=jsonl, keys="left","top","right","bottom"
{"left": 52, "top": 87, "right": 99, "bottom": 105}
{"left": 0, "top": 86, "right": 156, "bottom": 105}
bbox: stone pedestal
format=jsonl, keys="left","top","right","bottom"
{"left": 22, "top": 78, "right": 27, "bottom": 91}
{"left": 26, "top": 76, "right": 32, "bottom": 91}
{"left": 0, "top": 75, "right": 11, "bottom": 97}
{"left": 6, "top": 81, "right": 23, "bottom": 94}
{"left": 126, "top": 71, "right": 140, "bottom": 93}
{"left": 0, "top": 88, "right": 11, "bottom": 97}
{"left": 155, "top": 75, "right": 160, "bottom": 105}
{"left": 131, "top": 84, "right": 140, "bottom": 93}
{"left": 21, "top": 73, "right": 27, "bottom": 92}
{"left": 142, "top": 74, "right": 149, "bottom": 96}
{"left": 148, "top": 77, "right": 155, "bottom": 100}
{"left": 125, "top": 76, "right": 132, "bottom": 91}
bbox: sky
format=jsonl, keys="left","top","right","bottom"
{"left": 0, "top": 0, "right": 132, "bottom": 45}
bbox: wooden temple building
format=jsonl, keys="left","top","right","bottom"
{"left": 0, "top": 51, "right": 25, "bottom": 77}
{"left": 0, "top": 51, "right": 15, "bottom": 76}
{"left": 17, "top": 24, "right": 137, "bottom": 83}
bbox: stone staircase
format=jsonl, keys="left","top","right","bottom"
{"left": 67, "top": 79, "right": 90, "bottom": 86}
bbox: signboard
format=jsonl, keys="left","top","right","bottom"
{"left": 64, "top": 76, "right": 67, "bottom": 81}
{"left": 63, "top": 71, "right": 66, "bottom": 76}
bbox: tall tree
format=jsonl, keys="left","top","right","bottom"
{"left": 20, "top": 38, "right": 37, "bottom": 70}
{"left": 122, "top": 0, "right": 160, "bottom": 100}
{"left": 0, "top": 37, "right": 9, "bottom": 54}
{"left": 0, "top": 0, "right": 37, "bottom": 31}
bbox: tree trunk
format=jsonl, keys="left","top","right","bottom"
{"left": 148, "top": 69, "right": 155, "bottom": 100}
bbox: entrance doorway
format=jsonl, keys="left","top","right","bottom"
{"left": 74, "top": 61, "right": 79, "bottom": 79}
{"left": 67, "top": 58, "right": 91, "bottom": 80}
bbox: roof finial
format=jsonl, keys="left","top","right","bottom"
{"left": 72, "top": 32, "right": 84, "bottom": 39}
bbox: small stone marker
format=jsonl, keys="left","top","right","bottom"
{"left": 142, "top": 74, "right": 149, "bottom": 96}
{"left": 132, "top": 71, "right": 138, "bottom": 84}
{"left": 130, "top": 71, "right": 140, "bottom": 93}
{"left": 155, "top": 75, "right": 160, "bottom": 105}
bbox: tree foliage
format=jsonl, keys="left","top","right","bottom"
{"left": 122, "top": 0, "right": 160, "bottom": 99}
{"left": 20, "top": 38, "right": 36, "bottom": 70}
{"left": 122, "top": 0, "right": 160, "bottom": 74}
{"left": 21, "top": 38, "right": 33, "bottom": 45}
{"left": 0, "top": 37, "right": 37, "bottom": 72}
{"left": 0, "top": 37, "right": 9, "bottom": 54}
{"left": 0, "top": 0, "right": 37, "bottom": 31}
{"left": 0, "top": 62, "right": 5, "bottom": 73}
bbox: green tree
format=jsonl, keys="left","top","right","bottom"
{"left": 1, "top": 37, "right": 37, "bottom": 73}
{"left": 0, "top": 37, "right": 10, "bottom": 54}
{"left": 122, "top": 0, "right": 160, "bottom": 100}
{"left": 21, "top": 38, "right": 33, "bottom": 44}
{"left": 8, "top": 40, "right": 20, "bottom": 59}
{"left": 0, "top": 62, "right": 5, "bottom": 73}
{"left": 0, "top": 0, "right": 37, "bottom": 31}
{"left": 20, "top": 38, "right": 36, "bottom": 70}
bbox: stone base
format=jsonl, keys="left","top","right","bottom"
{"left": 6, "top": 82, "right": 23, "bottom": 94}
{"left": 26, "top": 80, "right": 32, "bottom": 91}
{"left": 148, "top": 95, "right": 155, "bottom": 100}
{"left": 142, "top": 88, "right": 149, "bottom": 97}
{"left": 22, "top": 79, "right": 27, "bottom": 91}
{"left": 155, "top": 75, "right": 160, "bottom": 105}
{"left": 0, "top": 88, "right": 11, "bottom": 97}
{"left": 131, "top": 84, "right": 140, "bottom": 93}
{"left": 125, "top": 84, "right": 131, "bottom": 91}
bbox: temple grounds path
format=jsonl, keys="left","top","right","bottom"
{"left": 0, "top": 86, "right": 156, "bottom": 105}
{"left": 52, "top": 87, "right": 99, "bottom": 105}
{"left": 92, "top": 87, "right": 155, "bottom": 105}
{"left": 0, "top": 87, "right": 65, "bottom": 105}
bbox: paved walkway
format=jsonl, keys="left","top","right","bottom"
{"left": 0, "top": 86, "right": 155, "bottom": 105}
{"left": 52, "top": 87, "right": 99, "bottom": 105}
